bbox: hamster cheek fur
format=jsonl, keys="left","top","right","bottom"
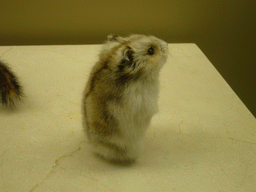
{"left": 83, "top": 34, "right": 168, "bottom": 163}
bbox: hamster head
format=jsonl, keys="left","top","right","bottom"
{"left": 100, "top": 34, "right": 168, "bottom": 81}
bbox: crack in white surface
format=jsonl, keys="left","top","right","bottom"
{"left": 226, "top": 137, "right": 256, "bottom": 145}
{"left": 0, "top": 48, "right": 13, "bottom": 58}
{"left": 216, "top": 136, "right": 256, "bottom": 145}
{"left": 29, "top": 141, "right": 85, "bottom": 192}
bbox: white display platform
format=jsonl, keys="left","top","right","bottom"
{"left": 0, "top": 44, "right": 255, "bottom": 192}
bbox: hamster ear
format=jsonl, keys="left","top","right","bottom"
{"left": 107, "top": 34, "right": 119, "bottom": 42}
{"left": 123, "top": 48, "right": 134, "bottom": 61}
{"left": 107, "top": 34, "right": 126, "bottom": 43}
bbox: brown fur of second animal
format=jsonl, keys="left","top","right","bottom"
{"left": 83, "top": 34, "right": 168, "bottom": 163}
{"left": 0, "top": 61, "right": 23, "bottom": 108}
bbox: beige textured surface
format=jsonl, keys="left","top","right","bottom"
{"left": 0, "top": 44, "right": 255, "bottom": 192}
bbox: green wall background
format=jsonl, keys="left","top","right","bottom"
{"left": 1, "top": 0, "right": 255, "bottom": 116}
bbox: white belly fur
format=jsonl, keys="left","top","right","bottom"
{"left": 108, "top": 80, "right": 159, "bottom": 142}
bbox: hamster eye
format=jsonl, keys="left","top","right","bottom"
{"left": 147, "top": 47, "right": 155, "bottom": 55}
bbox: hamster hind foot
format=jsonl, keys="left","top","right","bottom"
{"left": 91, "top": 140, "right": 138, "bottom": 164}
{"left": 0, "top": 61, "right": 23, "bottom": 108}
